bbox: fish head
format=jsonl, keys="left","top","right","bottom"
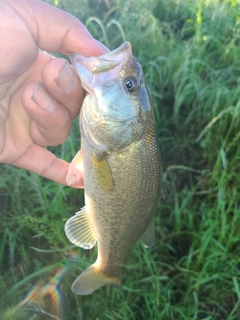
{"left": 71, "top": 42, "right": 152, "bottom": 152}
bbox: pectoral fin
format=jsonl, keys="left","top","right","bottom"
{"left": 91, "top": 155, "right": 114, "bottom": 193}
{"left": 64, "top": 207, "right": 97, "bottom": 249}
{"left": 66, "top": 150, "right": 83, "bottom": 185}
{"left": 140, "top": 217, "right": 155, "bottom": 248}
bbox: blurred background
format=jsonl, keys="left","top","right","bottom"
{"left": 1, "top": 0, "right": 240, "bottom": 319}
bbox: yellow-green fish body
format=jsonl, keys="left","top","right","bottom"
{"left": 65, "top": 42, "right": 161, "bottom": 295}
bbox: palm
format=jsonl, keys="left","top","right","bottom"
{"left": 0, "top": 0, "right": 106, "bottom": 186}
{"left": 0, "top": 47, "right": 46, "bottom": 164}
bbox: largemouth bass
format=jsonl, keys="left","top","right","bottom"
{"left": 65, "top": 42, "right": 161, "bottom": 295}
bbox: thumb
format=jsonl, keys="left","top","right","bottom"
{"left": 9, "top": 0, "right": 107, "bottom": 57}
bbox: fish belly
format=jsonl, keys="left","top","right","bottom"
{"left": 83, "top": 123, "right": 161, "bottom": 275}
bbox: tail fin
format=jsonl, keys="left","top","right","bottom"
{"left": 71, "top": 263, "right": 122, "bottom": 295}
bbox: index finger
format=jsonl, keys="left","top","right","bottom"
{"left": 13, "top": 143, "right": 84, "bottom": 188}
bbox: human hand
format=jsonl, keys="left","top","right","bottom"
{"left": 0, "top": 0, "right": 107, "bottom": 187}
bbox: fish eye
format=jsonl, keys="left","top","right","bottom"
{"left": 124, "top": 77, "right": 139, "bottom": 93}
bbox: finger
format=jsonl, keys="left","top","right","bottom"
{"left": 13, "top": 143, "right": 84, "bottom": 188}
{"left": 41, "top": 57, "right": 83, "bottom": 120}
{"left": 11, "top": 0, "right": 108, "bottom": 56}
{"left": 22, "top": 83, "right": 72, "bottom": 146}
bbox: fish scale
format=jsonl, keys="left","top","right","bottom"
{"left": 65, "top": 42, "right": 161, "bottom": 295}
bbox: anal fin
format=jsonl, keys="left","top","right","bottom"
{"left": 140, "top": 216, "right": 155, "bottom": 248}
{"left": 64, "top": 207, "right": 97, "bottom": 249}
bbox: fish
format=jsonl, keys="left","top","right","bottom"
{"left": 65, "top": 41, "right": 162, "bottom": 295}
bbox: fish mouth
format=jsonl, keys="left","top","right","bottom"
{"left": 98, "top": 41, "right": 132, "bottom": 59}
{"left": 90, "top": 42, "right": 132, "bottom": 72}
{"left": 71, "top": 42, "right": 132, "bottom": 74}
{"left": 70, "top": 42, "right": 133, "bottom": 93}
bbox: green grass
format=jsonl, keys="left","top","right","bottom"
{"left": 1, "top": 0, "right": 240, "bottom": 319}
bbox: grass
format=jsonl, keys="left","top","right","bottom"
{"left": 1, "top": 0, "right": 240, "bottom": 319}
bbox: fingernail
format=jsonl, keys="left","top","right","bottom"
{"left": 55, "top": 62, "right": 75, "bottom": 92}
{"left": 32, "top": 84, "right": 56, "bottom": 112}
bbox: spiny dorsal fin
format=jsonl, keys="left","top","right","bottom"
{"left": 64, "top": 207, "right": 97, "bottom": 249}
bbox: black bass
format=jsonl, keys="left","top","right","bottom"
{"left": 65, "top": 42, "right": 161, "bottom": 295}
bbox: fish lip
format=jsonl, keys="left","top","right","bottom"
{"left": 70, "top": 41, "right": 132, "bottom": 61}
{"left": 91, "top": 41, "right": 132, "bottom": 64}
{"left": 70, "top": 41, "right": 132, "bottom": 75}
